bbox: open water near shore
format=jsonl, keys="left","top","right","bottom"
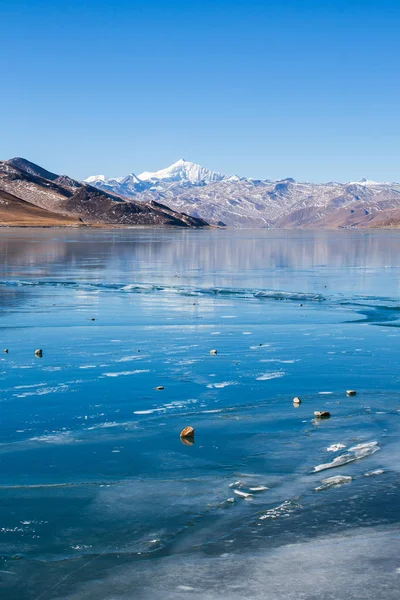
{"left": 1, "top": 228, "right": 400, "bottom": 599}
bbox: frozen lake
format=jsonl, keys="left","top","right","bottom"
{"left": 1, "top": 228, "right": 400, "bottom": 599}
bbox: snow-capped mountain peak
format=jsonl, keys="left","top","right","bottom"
{"left": 347, "top": 178, "right": 381, "bottom": 186}
{"left": 117, "top": 173, "right": 143, "bottom": 185}
{"left": 137, "top": 159, "right": 227, "bottom": 185}
{"left": 85, "top": 174, "right": 107, "bottom": 184}
{"left": 84, "top": 171, "right": 148, "bottom": 196}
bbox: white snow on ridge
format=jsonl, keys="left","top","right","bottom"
{"left": 85, "top": 174, "right": 108, "bottom": 184}
{"left": 84, "top": 171, "right": 150, "bottom": 197}
{"left": 137, "top": 158, "right": 227, "bottom": 185}
{"left": 346, "top": 178, "right": 398, "bottom": 187}
{"left": 84, "top": 159, "right": 229, "bottom": 189}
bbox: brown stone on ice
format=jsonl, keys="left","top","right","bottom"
{"left": 314, "top": 411, "right": 331, "bottom": 419}
{"left": 180, "top": 426, "right": 195, "bottom": 439}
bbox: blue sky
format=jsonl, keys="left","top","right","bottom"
{"left": 1, "top": 0, "right": 399, "bottom": 182}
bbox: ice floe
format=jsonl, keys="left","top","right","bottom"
{"left": 313, "top": 441, "right": 379, "bottom": 472}
{"left": 103, "top": 369, "right": 150, "bottom": 377}
{"left": 116, "top": 355, "right": 144, "bottom": 362}
{"left": 315, "top": 475, "right": 353, "bottom": 491}
{"left": 256, "top": 371, "right": 285, "bottom": 381}
{"left": 13, "top": 384, "right": 69, "bottom": 398}
{"left": 364, "top": 469, "right": 384, "bottom": 477}
{"left": 326, "top": 443, "right": 346, "bottom": 452}
{"left": 259, "top": 499, "right": 299, "bottom": 520}
{"left": 260, "top": 359, "right": 299, "bottom": 364}
{"left": 233, "top": 489, "right": 253, "bottom": 499}
{"left": 207, "top": 381, "right": 237, "bottom": 389}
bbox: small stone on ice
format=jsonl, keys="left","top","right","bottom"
{"left": 210, "top": 349, "right": 218, "bottom": 355}
{"left": 314, "top": 410, "right": 330, "bottom": 418}
{"left": 4, "top": 349, "right": 8, "bottom": 353}
{"left": 180, "top": 426, "right": 195, "bottom": 438}
{"left": 293, "top": 396, "right": 301, "bottom": 404}
{"left": 154, "top": 385, "right": 164, "bottom": 390}
{"left": 347, "top": 390, "right": 357, "bottom": 396}
{"left": 35, "top": 349, "right": 43, "bottom": 358}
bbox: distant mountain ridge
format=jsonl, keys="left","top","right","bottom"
{"left": 85, "top": 160, "right": 400, "bottom": 228}
{"left": 0, "top": 158, "right": 209, "bottom": 228}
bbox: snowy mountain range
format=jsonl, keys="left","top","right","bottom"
{"left": 85, "top": 160, "right": 400, "bottom": 228}
{"left": 85, "top": 159, "right": 230, "bottom": 196}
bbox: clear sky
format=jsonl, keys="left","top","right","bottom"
{"left": 1, "top": 0, "right": 399, "bottom": 182}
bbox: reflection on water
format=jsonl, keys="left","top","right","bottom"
{"left": 1, "top": 228, "right": 400, "bottom": 297}
{"left": 180, "top": 436, "right": 195, "bottom": 446}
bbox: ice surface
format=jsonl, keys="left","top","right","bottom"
{"left": 54, "top": 527, "right": 400, "bottom": 600}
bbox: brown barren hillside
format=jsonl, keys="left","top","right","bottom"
{"left": 0, "top": 189, "right": 80, "bottom": 227}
